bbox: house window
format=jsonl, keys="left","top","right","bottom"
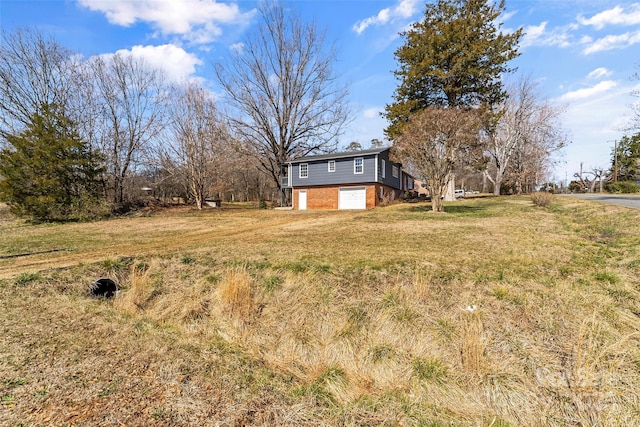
{"left": 354, "top": 157, "right": 363, "bottom": 174}
{"left": 299, "top": 163, "right": 308, "bottom": 178}
{"left": 381, "top": 159, "right": 386, "bottom": 179}
{"left": 328, "top": 160, "right": 335, "bottom": 172}
{"left": 392, "top": 165, "right": 399, "bottom": 178}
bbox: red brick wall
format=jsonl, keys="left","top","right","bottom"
{"left": 294, "top": 186, "right": 338, "bottom": 210}
{"left": 294, "top": 184, "right": 401, "bottom": 210}
{"left": 366, "top": 186, "right": 376, "bottom": 209}
{"left": 308, "top": 187, "right": 339, "bottom": 210}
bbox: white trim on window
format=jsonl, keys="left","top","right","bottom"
{"left": 299, "top": 163, "right": 309, "bottom": 178}
{"left": 328, "top": 160, "right": 336, "bottom": 172}
{"left": 392, "top": 165, "right": 399, "bottom": 178}
{"left": 381, "top": 159, "right": 386, "bottom": 179}
{"left": 354, "top": 157, "right": 363, "bottom": 174}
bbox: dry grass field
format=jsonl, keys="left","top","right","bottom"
{"left": 1, "top": 196, "right": 640, "bottom": 426}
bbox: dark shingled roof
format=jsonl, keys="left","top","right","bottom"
{"left": 287, "top": 147, "right": 389, "bottom": 164}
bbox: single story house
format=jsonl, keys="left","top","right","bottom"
{"left": 283, "top": 147, "right": 414, "bottom": 210}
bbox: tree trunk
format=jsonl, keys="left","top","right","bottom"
{"left": 431, "top": 196, "right": 444, "bottom": 212}
{"left": 493, "top": 175, "right": 502, "bottom": 196}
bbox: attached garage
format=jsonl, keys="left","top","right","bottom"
{"left": 338, "top": 186, "right": 367, "bottom": 210}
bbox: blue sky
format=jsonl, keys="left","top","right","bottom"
{"left": 2, "top": 0, "right": 640, "bottom": 183}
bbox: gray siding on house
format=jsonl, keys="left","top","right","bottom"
{"left": 288, "top": 148, "right": 409, "bottom": 191}
{"left": 376, "top": 150, "right": 402, "bottom": 190}
{"left": 291, "top": 154, "right": 377, "bottom": 187}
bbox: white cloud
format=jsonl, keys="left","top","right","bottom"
{"left": 578, "top": 4, "right": 640, "bottom": 30}
{"left": 559, "top": 80, "right": 618, "bottom": 102}
{"left": 77, "top": 0, "right": 254, "bottom": 44}
{"left": 583, "top": 30, "right": 640, "bottom": 54}
{"left": 555, "top": 82, "right": 633, "bottom": 176}
{"left": 587, "top": 67, "right": 612, "bottom": 80}
{"left": 352, "top": 0, "right": 420, "bottom": 35}
{"left": 363, "top": 107, "right": 381, "bottom": 119}
{"left": 229, "top": 42, "right": 244, "bottom": 54}
{"left": 520, "top": 22, "right": 572, "bottom": 49}
{"left": 520, "top": 22, "right": 547, "bottom": 47}
{"left": 111, "top": 44, "right": 203, "bottom": 82}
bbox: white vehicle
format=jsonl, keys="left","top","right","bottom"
{"left": 455, "top": 189, "right": 465, "bottom": 198}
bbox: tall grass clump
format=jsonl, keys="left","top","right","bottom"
{"left": 460, "top": 310, "right": 484, "bottom": 379}
{"left": 113, "top": 262, "right": 158, "bottom": 315}
{"left": 217, "top": 267, "right": 255, "bottom": 322}
{"left": 530, "top": 191, "right": 553, "bottom": 208}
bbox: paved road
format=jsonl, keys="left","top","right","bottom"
{"left": 562, "top": 193, "right": 640, "bottom": 210}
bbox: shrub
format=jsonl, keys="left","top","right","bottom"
{"left": 605, "top": 181, "right": 639, "bottom": 194}
{"left": 530, "top": 191, "right": 553, "bottom": 208}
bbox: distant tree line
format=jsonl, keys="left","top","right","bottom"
{"left": 1, "top": 0, "right": 572, "bottom": 219}
{"left": 0, "top": 2, "right": 349, "bottom": 220}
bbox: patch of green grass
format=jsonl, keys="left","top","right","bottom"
{"left": 262, "top": 275, "right": 284, "bottom": 293}
{"left": 292, "top": 366, "right": 347, "bottom": 407}
{"left": 251, "top": 259, "right": 272, "bottom": 270}
{"left": 4, "top": 378, "right": 26, "bottom": 388}
{"left": 412, "top": 358, "right": 448, "bottom": 385}
{"left": 392, "top": 306, "right": 418, "bottom": 323}
{"left": 1, "top": 394, "right": 15, "bottom": 404}
{"left": 99, "top": 258, "right": 127, "bottom": 272}
{"left": 491, "top": 284, "right": 525, "bottom": 305}
{"left": 312, "top": 264, "right": 331, "bottom": 273}
{"left": 98, "top": 379, "right": 121, "bottom": 397}
{"left": 368, "top": 344, "right": 395, "bottom": 363}
{"left": 317, "top": 366, "right": 347, "bottom": 385}
{"left": 181, "top": 255, "right": 196, "bottom": 265}
{"left": 379, "top": 292, "right": 400, "bottom": 309}
{"left": 135, "top": 261, "right": 149, "bottom": 272}
{"left": 346, "top": 305, "right": 369, "bottom": 327}
{"left": 594, "top": 270, "right": 619, "bottom": 284}
{"left": 292, "top": 382, "right": 335, "bottom": 406}
{"left": 492, "top": 286, "right": 509, "bottom": 301}
{"left": 205, "top": 273, "right": 221, "bottom": 284}
{"left": 434, "top": 318, "right": 455, "bottom": 341}
{"left": 15, "top": 272, "right": 41, "bottom": 286}
{"left": 279, "top": 261, "right": 308, "bottom": 273}
{"left": 604, "top": 286, "right": 635, "bottom": 303}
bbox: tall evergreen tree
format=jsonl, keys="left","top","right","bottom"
{"left": 0, "top": 104, "right": 105, "bottom": 220}
{"left": 384, "top": 0, "right": 522, "bottom": 138}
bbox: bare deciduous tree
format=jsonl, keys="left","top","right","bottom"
{"left": 159, "top": 83, "right": 232, "bottom": 209}
{"left": 0, "top": 28, "right": 79, "bottom": 140}
{"left": 630, "top": 67, "right": 640, "bottom": 132}
{"left": 88, "top": 53, "right": 168, "bottom": 206}
{"left": 215, "top": 1, "right": 349, "bottom": 204}
{"left": 484, "top": 76, "right": 567, "bottom": 195}
{"left": 394, "top": 107, "right": 483, "bottom": 212}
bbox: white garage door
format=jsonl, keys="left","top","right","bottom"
{"left": 339, "top": 187, "right": 366, "bottom": 210}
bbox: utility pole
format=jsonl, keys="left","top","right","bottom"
{"left": 614, "top": 139, "right": 618, "bottom": 182}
